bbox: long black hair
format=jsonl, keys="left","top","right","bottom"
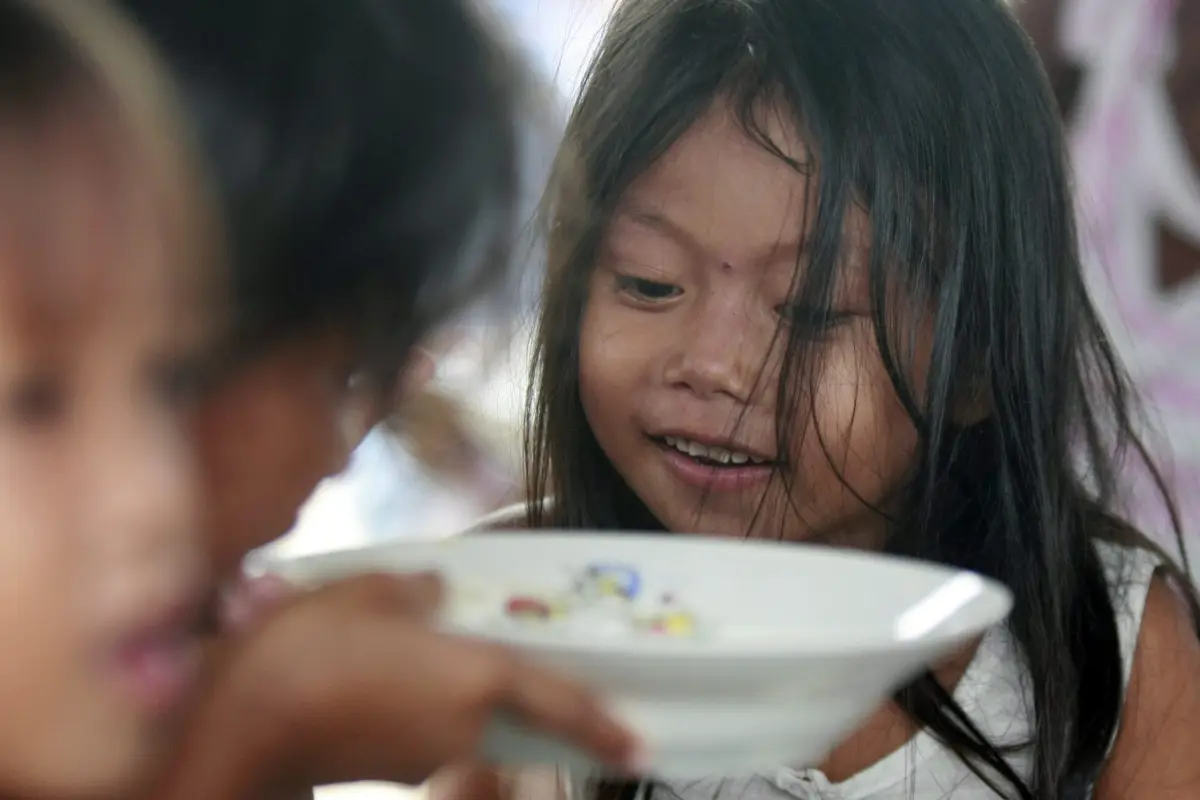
{"left": 114, "top": 0, "right": 527, "bottom": 391}
{"left": 523, "top": 1, "right": 1200, "bottom": 798}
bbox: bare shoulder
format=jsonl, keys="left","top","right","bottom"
{"left": 1095, "top": 574, "right": 1200, "bottom": 799}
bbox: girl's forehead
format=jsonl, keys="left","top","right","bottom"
{"left": 0, "top": 98, "right": 185, "bottom": 343}
{"left": 632, "top": 99, "right": 810, "bottom": 197}
{"left": 611, "top": 100, "right": 870, "bottom": 288}
{"left": 619, "top": 104, "right": 810, "bottom": 237}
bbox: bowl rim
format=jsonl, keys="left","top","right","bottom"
{"left": 263, "top": 530, "right": 1015, "bottom": 661}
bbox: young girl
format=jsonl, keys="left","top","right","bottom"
{"left": 0, "top": 0, "right": 218, "bottom": 796}
{"left": 452, "top": 0, "right": 1200, "bottom": 798}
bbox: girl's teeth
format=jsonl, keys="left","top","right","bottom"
{"left": 663, "top": 436, "right": 765, "bottom": 465}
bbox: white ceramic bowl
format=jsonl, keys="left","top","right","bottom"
{"left": 264, "top": 532, "right": 1012, "bottom": 778}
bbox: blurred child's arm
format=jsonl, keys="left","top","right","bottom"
{"left": 1094, "top": 576, "right": 1200, "bottom": 799}
{"left": 150, "top": 574, "right": 638, "bottom": 799}
{"left": 431, "top": 766, "right": 515, "bottom": 800}
{"left": 431, "top": 765, "right": 570, "bottom": 800}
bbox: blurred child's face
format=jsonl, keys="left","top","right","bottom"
{"left": 193, "top": 333, "right": 375, "bottom": 580}
{"left": 578, "top": 101, "right": 927, "bottom": 546}
{"left": 0, "top": 104, "right": 207, "bottom": 794}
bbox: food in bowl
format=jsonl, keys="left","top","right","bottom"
{"left": 452, "top": 562, "right": 700, "bottom": 640}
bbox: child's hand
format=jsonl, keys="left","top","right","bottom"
{"left": 219, "top": 572, "right": 295, "bottom": 631}
{"left": 163, "top": 572, "right": 639, "bottom": 798}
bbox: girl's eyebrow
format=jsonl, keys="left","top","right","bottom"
{"left": 616, "top": 201, "right": 807, "bottom": 268}
{"left": 615, "top": 202, "right": 702, "bottom": 258}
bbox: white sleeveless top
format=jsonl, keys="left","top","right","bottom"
{"left": 626, "top": 540, "right": 1158, "bottom": 800}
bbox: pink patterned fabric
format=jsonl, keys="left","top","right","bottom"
{"left": 1064, "top": 0, "right": 1200, "bottom": 569}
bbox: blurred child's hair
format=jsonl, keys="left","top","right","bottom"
{"left": 114, "top": 0, "right": 527, "bottom": 394}
{"left": 523, "top": 1, "right": 1200, "bottom": 798}
{"left": 0, "top": 0, "right": 217, "bottom": 335}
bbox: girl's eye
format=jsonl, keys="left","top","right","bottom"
{"left": 154, "top": 357, "right": 208, "bottom": 411}
{"left": 777, "top": 304, "right": 854, "bottom": 337}
{"left": 4, "top": 374, "right": 67, "bottom": 427}
{"left": 615, "top": 275, "right": 682, "bottom": 302}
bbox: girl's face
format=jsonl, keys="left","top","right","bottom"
{"left": 579, "top": 102, "right": 926, "bottom": 545}
{"left": 0, "top": 103, "right": 207, "bottom": 795}
{"left": 193, "top": 331, "right": 372, "bottom": 581}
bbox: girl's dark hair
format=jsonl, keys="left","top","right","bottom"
{"left": 0, "top": 1, "right": 81, "bottom": 110}
{"left": 113, "top": 0, "right": 525, "bottom": 389}
{"left": 524, "top": 1, "right": 1200, "bottom": 798}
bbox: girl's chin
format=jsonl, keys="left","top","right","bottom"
{"left": 656, "top": 513, "right": 808, "bottom": 543}
{"left": 673, "top": 528, "right": 870, "bottom": 550}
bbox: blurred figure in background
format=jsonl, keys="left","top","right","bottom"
{"left": 113, "top": 0, "right": 530, "bottom": 577}
{"left": 107, "top": 0, "right": 640, "bottom": 796}
{"left": 1020, "top": 0, "right": 1200, "bottom": 569}
{"left": 283, "top": 1, "right": 618, "bottom": 553}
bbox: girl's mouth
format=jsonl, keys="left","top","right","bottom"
{"left": 113, "top": 602, "right": 202, "bottom": 717}
{"left": 651, "top": 435, "right": 778, "bottom": 491}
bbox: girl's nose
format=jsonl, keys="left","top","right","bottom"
{"left": 86, "top": 404, "right": 203, "bottom": 592}
{"left": 661, "top": 304, "right": 767, "bottom": 403}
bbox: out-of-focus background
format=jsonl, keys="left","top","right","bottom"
{"left": 1020, "top": 0, "right": 1200, "bottom": 562}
